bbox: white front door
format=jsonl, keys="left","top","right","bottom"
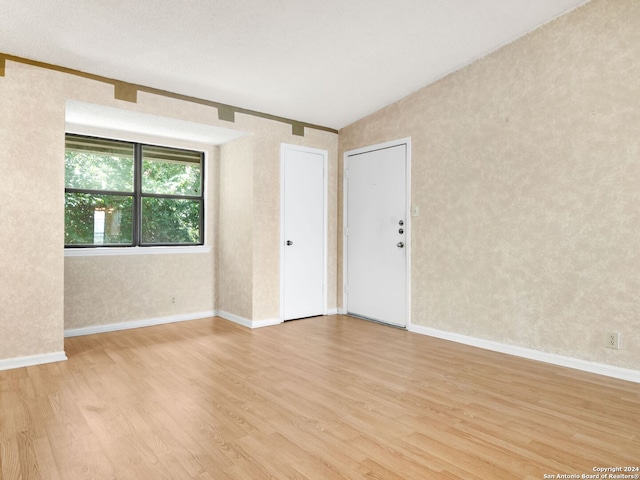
{"left": 345, "top": 141, "right": 409, "bottom": 327}
{"left": 281, "top": 144, "right": 327, "bottom": 321}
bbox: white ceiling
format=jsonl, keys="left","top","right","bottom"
{"left": 1, "top": 0, "right": 589, "bottom": 130}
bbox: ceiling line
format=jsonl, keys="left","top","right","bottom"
{"left": 0, "top": 52, "right": 338, "bottom": 137}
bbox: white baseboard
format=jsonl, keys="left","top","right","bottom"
{"left": 409, "top": 325, "right": 640, "bottom": 384}
{"left": 252, "top": 317, "right": 283, "bottom": 328}
{"left": 64, "top": 311, "right": 216, "bottom": 337}
{"left": 0, "top": 351, "right": 68, "bottom": 371}
{"left": 216, "top": 310, "right": 252, "bottom": 328}
{"left": 216, "top": 310, "right": 282, "bottom": 329}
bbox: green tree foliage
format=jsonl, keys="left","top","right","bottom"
{"left": 65, "top": 193, "right": 133, "bottom": 245}
{"left": 141, "top": 198, "right": 200, "bottom": 244}
{"left": 142, "top": 159, "right": 201, "bottom": 196}
{"left": 65, "top": 150, "right": 134, "bottom": 192}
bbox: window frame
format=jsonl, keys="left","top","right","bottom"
{"left": 64, "top": 133, "right": 205, "bottom": 249}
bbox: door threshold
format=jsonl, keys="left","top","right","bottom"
{"left": 346, "top": 313, "right": 406, "bottom": 330}
{"left": 284, "top": 314, "right": 324, "bottom": 322}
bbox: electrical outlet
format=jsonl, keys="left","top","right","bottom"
{"left": 606, "top": 331, "right": 620, "bottom": 349}
{"left": 170, "top": 296, "right": 176, "bottom": 307}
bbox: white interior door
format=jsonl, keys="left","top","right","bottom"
{"left": 281, "top": 144, "right": 327, "bottom": 321}
{"left": 345, "top": 142, "right": 408, "bottom": 327}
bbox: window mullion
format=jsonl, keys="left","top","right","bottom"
{"left": 133, "top": 143, "right": 143, "bottom": 246}
{"left": 139, "top": 192, "right": 202, "bottom": 201}
{"left": 200, "top": 152, "right": 204, "bottom": 244}
{"left": 64, "top": 187, "right": 134, "bottom": 196}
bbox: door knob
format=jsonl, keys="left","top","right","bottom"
{"left": 397, "top": 242, "right": 404, "bottom": 248}
{"left": 286, "top": 240, "right": 293, "bottom": 246}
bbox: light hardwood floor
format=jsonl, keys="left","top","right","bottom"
{"left": 0, "top": 315, "right": 638, "bottom": 479}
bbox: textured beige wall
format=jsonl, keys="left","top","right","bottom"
{"left": 218, "top": 137, "right": 254, "bottom": 319}
{"left": 339, "top": 0, "right": 640, "bottom": 370}
{"left": 0, "top": 65, "right": 66, "bottom": 359}
{"left": 65, "top": 253, "right": 215, "bottom": 328}
{"left": 252, "top": 134, "right": 281, "bottom": 320}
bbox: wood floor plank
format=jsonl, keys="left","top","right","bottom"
{"left": 0, "top": 436, "right": 21, "bottom": 480}
{"left": 0, "top": 315, "right": 638, "bottom": 479}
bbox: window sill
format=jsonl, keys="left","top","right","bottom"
{"left": 64, "top": 245, "right": 212, "bottom": 257}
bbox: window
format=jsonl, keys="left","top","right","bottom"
{"left": 65, "top": 134, "right": 204, "bottom": 247}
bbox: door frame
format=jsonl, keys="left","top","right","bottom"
{"left": 343, "top": 137, "right": 412, "bottom": 328}
{"left": 280, "top": 143, "right": 328, "bottom": 322}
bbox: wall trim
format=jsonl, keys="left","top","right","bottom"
{"left": 0, "top": 52, "right": 337, "bottom": 136}
{"left": 409, "top": 325, "right": 640, "bottom": 384}
{"left": 64, "top": 311, "right": 216, "bottom": 337}
{"left": 326, "top": 308, "right": 339, "bottom": 315}
{"left": 216, "top": 310, "right": 282, "bottom": 329}
{"left": 0, "top": 351, "right": 68, "bottom": 371}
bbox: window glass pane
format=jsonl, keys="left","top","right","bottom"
{"left": 142, "top": 145, "right": 202, "bottom": 196}
{"left": 65, "top": 137, "right": 134, "bottom": 192}
{"left": 141, "top": 198, "right": 202, "bottom": 244}
{"left": 65, "top": 193, "right": 133, "bottom": 245}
